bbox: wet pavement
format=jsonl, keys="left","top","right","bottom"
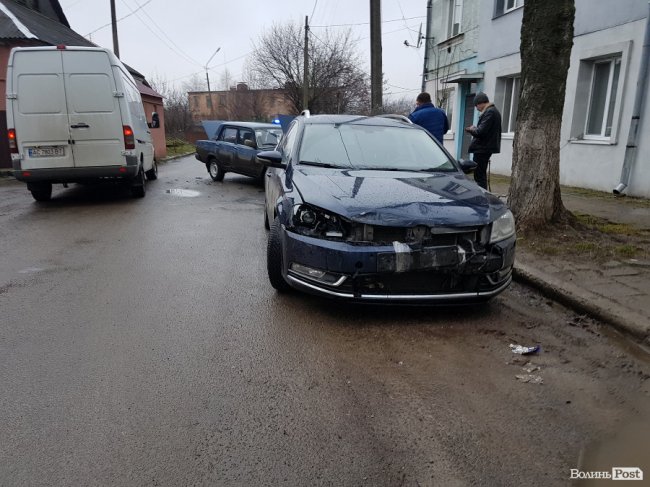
{"left": 490, "top": 177, "right": 650, "bottom": 344}
{"left": 0, "top": 156, "right": 648, "bottom": 486}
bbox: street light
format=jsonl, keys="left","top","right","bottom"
{"left": 205, "top": 47, "right": 221, "bottom": 119}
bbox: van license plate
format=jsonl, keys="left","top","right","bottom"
{"left": 28, "top": 146, "right": 65, "bottom": 158}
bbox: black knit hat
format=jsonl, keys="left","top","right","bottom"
{"left": 474, "top": 92, "right": 489, "bottom": 106}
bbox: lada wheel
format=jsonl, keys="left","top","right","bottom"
{"left": 208, "top": 159, "right": 225, "bottom": 182}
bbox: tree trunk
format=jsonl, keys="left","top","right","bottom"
{"left": 508, "top": 0, "right": 575, "bottom": 232}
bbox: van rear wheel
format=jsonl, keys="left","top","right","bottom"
{"left": 29, "top": 182, "right": 52, "bottom": 202}
{"left": 145, "top": 160, "right": 158, "bottom": 180}
{"left": 131, "top": 166, "right": 146, "bottom": 198}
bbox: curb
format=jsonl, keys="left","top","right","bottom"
{"left": 513, "top": 261, "right": 650, "bottom": 345}
{"left": 160, "top": 152, "right": 194, "bottom": 163}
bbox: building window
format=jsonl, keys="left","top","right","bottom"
{"left": 496, "top": 75, "right": 520, "bottom": 134}
{"left": 585, "top": 57, "right": 621, "bottom": 138}
{"left": 437, "top": 88, "right": 454, "bottom": 129}
{"left": 447, "top": 0, "right": 463, "bottom": 38}
{"left": 206, "top": 95, "right": 212, "bottom": 108}
{"left": 495, "top": 0, "right": 524, "bottom": 16}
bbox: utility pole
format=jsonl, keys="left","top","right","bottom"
{"left": 110, "top": 0, "right": 119, "bottom": 58}
{"left": 422, "top": 0, "right": 433, "bottom": 92}
{"left": 303, "top": 15, "right": 309, "bottom": 111}
{"left": 204, "top": 47, "right": 221, "bottom": 120}
{"left": 370, "top": 0, "right": 382, "bottom": 114}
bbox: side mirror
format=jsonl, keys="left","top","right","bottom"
{"left": 458, "top": 158, "right": 477, "bottom": 174}
{"left": 148, "top": 112, "right": 160, "bottom": 129}
{"left": 256, "top": 150, "right": 286, "bottom": 169}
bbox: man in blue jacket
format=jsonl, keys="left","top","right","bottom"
{"left": 408, "top": 92, "right": 449, "bottom": 144}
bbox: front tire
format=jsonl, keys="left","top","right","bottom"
{"left": 29, "top": 182, "right": 52, "bottom": 202}
{"left": 267, "top": 217, "right": 290, "bottom": 292}
{"left": 208, "top": 159, "right": 225, "bottom": 182}
{"left": 264, "top": 202, "right": 270, "bottom": 230}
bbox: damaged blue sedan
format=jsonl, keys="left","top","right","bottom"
{"left": 257, "top": 112, "right": 516, "bottom": 303}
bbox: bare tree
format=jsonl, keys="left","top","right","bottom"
{"left": 149, "top": 74, "right": 194, "bottom": 138}
{"left": 249, "top": 21, "right": 370, "bottom": 114}
{"left": 182, "top": 72, "right": 207, "bottom": 93}
{"left": 218, "top": 68, "right": 233, "bottom": 90}
{"left": 381, "top": 95, "right": 414, "bottom": 116}
{"left": 508, "top": 0, "right": 575, "bottom": 231}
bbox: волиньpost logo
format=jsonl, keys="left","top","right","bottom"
{"left": 570, "top": 468, "right": 644, "bottom": 481}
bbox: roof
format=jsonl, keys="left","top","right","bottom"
{"left": 136, "top": 80, "right": 164, "bottom": 100}
{"left": 0, "top": 0, "right": 94, "bottom": 46}
{"left": 302, "top": 114, "right": 415, "bottom": 128}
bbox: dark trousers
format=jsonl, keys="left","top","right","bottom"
{"left": 472, "top": 153, "right": 491, "bottom": 190}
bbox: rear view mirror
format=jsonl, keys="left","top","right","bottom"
{"left": 256, "top": 150, "right": 286, "bottom": 169}
{"left": 148, "top": 112, "right": 160, "bottom": 129}
{"left": 458, "top": 158, "right": 477, "bottom": 174}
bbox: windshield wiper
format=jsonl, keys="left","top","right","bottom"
{"left": 298, "top": 160, "right": 347, "bottom": 169}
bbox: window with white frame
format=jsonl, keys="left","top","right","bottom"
{"left": 447, "top": 0, "right": 463, "bottom": 38}
{"left": 496, "top": 75, "right": 520, "bottom": 134}
{"left": 495, "top": 0, "right": 524, "bottom": 16}
{"left": 584, "top": 57, "right": 621, "bottom": 138}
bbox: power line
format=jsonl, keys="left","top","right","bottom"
{"left": 85, "top": 0, "right": 152, "bottom": 36}
{"left": 130, "top": 0, "right": 203, "bottom": 67}
{"left": 310, "top": 15, "right": 425, "bottom": 28}
{"left": 310, "top": 0, "right": 319, "bottom": 22}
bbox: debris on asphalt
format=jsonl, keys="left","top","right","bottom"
{"left": 523, "top": 362, "right": 540, "bottom": 373}
{"left": 515, "top": 374, "right": 544, "bottom": 384}
{"left": 510, "top": 344, "right": 540, "bottom": 355}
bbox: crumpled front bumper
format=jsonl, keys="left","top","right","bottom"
{"left": 281, "top": 227, "right": 516, "bottom": 302}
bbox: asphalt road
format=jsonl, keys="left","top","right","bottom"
{"left": 1, "top": 156, "right": 648, "bottom": 486}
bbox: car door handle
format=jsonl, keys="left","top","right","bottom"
{"left": 70, "top": 123, "right": 89, "bottom": 129}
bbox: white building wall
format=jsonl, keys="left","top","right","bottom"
{"left": 478, "top": 4, "right": 649, "bottom": 198}
{"left": 561, "top": 18, "right": 649, "bottom": 196}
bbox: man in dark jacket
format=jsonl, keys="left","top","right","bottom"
{"left": 465, "top": 92, "right": 502, "bottom": 190}
{"left": 408, "top": 92, "right": 449, "bottom": 144}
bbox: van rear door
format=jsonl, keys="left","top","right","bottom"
{"left": 61, "top": 50, "right": 124, "bottom": 168}
{"left": 10, "top": 49, "right": 74, "bottom": 170}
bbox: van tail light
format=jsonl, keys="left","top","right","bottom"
{"left": 8, "top": 129, "right": 18, "bottom": 153}
{"left": 123, "top": 125, "right": 135, "bottom": 150}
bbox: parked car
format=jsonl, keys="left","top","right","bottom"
{"left": 6, "top": 45, "right": 159, "bottom": 201}
{"left": 258, "top": 112, "right": 516, "bottom": 303}
{"left": 195, "top": 122, "right": 283, "bottom": 182}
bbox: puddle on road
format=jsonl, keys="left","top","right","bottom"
{"left": 18, "top": 267, "right": 45, "bottom": 274}
{"left": 166, "top": 189, "right": 201, "bottom": 197}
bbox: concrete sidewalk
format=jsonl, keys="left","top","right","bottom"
{"left": 490, "top": 175, "right": 650, "bottom": 345}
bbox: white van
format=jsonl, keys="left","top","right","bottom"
{"left": 6, "top": 45, "right": 160, "bottom": 201}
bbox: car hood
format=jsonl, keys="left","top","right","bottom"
{"left": 292, "top": 167, "right": 505, "bottom": 227}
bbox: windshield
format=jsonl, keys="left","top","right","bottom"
{"left": 255, "top": 128, "right": 283, "bottom": 148}
{"left": 298, "top": 123, "right": 456, "bottom": 171}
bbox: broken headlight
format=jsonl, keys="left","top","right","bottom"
{"left": 292, "top": 204, "right": 347, "bottom": 239}
{"left": 489, "top": 210, "right": 516, "bottom": 243}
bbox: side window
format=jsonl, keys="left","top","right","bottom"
{"left": 239, "top": 129, "right": 256, "bottom": 148}
{"left": 219, "top": 127, "right": 238, "bottom": 143}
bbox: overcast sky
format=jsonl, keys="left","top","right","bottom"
{"left": 62, "top": 0, "right": 426, "bottom": 100}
